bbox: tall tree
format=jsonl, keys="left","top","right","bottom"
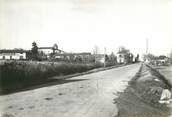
{"left": 93, "top": 46, "right": 100, "bottom": 55}
{"left": 31, "top": 42, "right": 38, "bottom": 54}
{"left": 109, "top": 52, "right": 117, "bottom": 64}
{"left": 31, "top": 41, "right": 38, "bottom": 60}
{"left": 143, "top": 53, "right": 155, "bottom": 61}
{"left": 135, "top": 54, "right": 139, "bottom": 62}
{"left": 93, "top": 46, "right": 100, "bottom": 63}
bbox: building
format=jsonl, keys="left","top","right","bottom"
{"left": 116, "top": 47, "right": 130, "bottom": 64}
{"left": 154, "top": 56, "right": 169, "bottom": 65}
{"left": 117, "top": 52, "right": 125, "bottom": 63}
{"left": 38, "top": 44, "right": 65, "bottom": 59}
{"left": 144, "top": 54, "right": 169, "bottom": 65}
{"left": 0, "top": 49, "right": 28, "bottom": 60}
{"left": 94, "top": 54, "right": 105, "bottom": 63}
{"left": 116, "top": 47, "right": 135, "bottom": 64}
{"left": 53, "top": 52, "right": 92, "bottom": 62}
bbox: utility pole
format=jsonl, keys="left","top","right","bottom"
{"left": 146, "top": 38, "right": 149, "bottom": 54}
{"left": 104, "top": 47, "right": 106, "bottom": 68}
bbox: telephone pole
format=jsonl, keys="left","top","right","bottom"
{"left": 146, "top": 38, "right": 149, "bottom": 54}
{"left": 104, "top": 47, "right": 106, "bottom": 68}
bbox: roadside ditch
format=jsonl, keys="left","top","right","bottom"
{"left": 114, "top": 63, "right": 172, "bottom": 117}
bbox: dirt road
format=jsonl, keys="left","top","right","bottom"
{"left": 0, "top": 63, "right": 141, "bottom": 117}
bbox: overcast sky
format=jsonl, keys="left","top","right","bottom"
{"left": 0, "top": 0, "right": 172, "bottom": 56}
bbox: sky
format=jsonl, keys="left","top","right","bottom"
{"left": 0, "top": 0, "right": 172, "bottom": 56}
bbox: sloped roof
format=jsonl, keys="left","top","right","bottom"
{"left": 38, "top": 47, "right": 54, "bottom": 49}
{"left": 54, "top": 52, "right": 91, "bottom": 56}
{"left": 0, "top": 49, "right": 29, "bottom": 53}
{"left": 117, "top": 50, "right": 130, "bottom": 54}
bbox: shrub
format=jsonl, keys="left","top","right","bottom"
{"left": 0, "top": 61, "right": 100, "bottom": 93}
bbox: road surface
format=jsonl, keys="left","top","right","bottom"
{"left": 0, "top": 63, "right": 141, "bottom": 117}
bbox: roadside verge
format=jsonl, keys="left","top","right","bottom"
{"left": 115, "top": 63, "right": 172, "bottom": 117}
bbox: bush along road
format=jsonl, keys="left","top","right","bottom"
{"left": 0, "top": 61, "right": 103, "bottom": 94}
{"left": 115, "top": 63, "right": 172, "bottom": 117}
{"left": 0, "top": 60, "right": 127, "bottom": 95}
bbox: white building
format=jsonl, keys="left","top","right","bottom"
{"left": 0, "top": 50, "right": 28, "bottom": 60}
{"left": 117, "top": 53, "right": 125, "bottom": 63}
{"left": 38, "top": 44, "right": 65, "bottom": 59}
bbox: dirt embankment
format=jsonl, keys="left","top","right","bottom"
{"left": 115, "top": 63, "right": 172, "bottom": 117}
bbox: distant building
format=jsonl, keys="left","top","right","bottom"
{"left": 94, "top": 54, "right": 105, "bottom": 63}
{"left": 117, "top": 52, "right": 125, "bottom": 63}
{"left": 38, "top": 44, "right": 65, "bottom": 59}
{"left": 0, "top": 49, "right": 28, "bottom": 60}
{"left": 117, "top": 47, "right": 130, "bottom": 64}
{"left": 53, "top": 52, "right": 92, "bottom": 62}
{"left": 144, "top": 54, "right": 169, "bottom": 65}
{"left": 154, "top": 56, "right": 169, "bottom": 65}
{"left": 116, "top": 46, "right": 135, "bottom": 64}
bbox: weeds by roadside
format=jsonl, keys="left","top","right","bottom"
{"left": 115, "top": 63, "right": 172, "bottom": 117}
{"left": 0, "top": 61, "right": 102, "bottom": 94}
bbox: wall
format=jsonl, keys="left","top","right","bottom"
{"left": 0, "top": 53, "right": 26, "bottom": 60}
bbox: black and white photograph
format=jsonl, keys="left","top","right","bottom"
{"left": 0, "top": 0, "right": 172, "bottom": 117}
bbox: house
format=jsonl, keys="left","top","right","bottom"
{"left": 116, "top": 47, "right": 130, "bottom": 64}
{"left": 154, "top": 56, "right": 169, "bottom": 65}
{"left": 116, "top": 47, "right": 135, "bottom": 64}
{"left": 0, "top": 49, "right": 29, "bottom": 60}
{"left": 117, "top": 52, "right": 125, "bottom": 63}
{"left": 144, "top": 54, "right": 169, "bottom": 65}
{"left": 38, "top": 44, "right": 65, "bottom": 59}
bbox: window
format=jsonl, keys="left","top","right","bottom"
{"left": 10, "top": 56, "right": 12, "bottom": 59}
{"left": 20, "top": 56, "right": 23, "bottom": 59}
{"left": 2, "top": 56, "right": 5, "bottom": 59}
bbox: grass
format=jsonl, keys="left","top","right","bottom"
{"left": 0, "top": 60, "right": 102, "bottom": 94}
{"left": 115, "top": 63, "right": 172, "bottom": 117}
{"left": 129, "top": 63, "right": 171, "bottom": 107}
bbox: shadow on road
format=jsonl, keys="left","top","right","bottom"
{"left": 0, "top": 78, "right": 88, "bottom": 96}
